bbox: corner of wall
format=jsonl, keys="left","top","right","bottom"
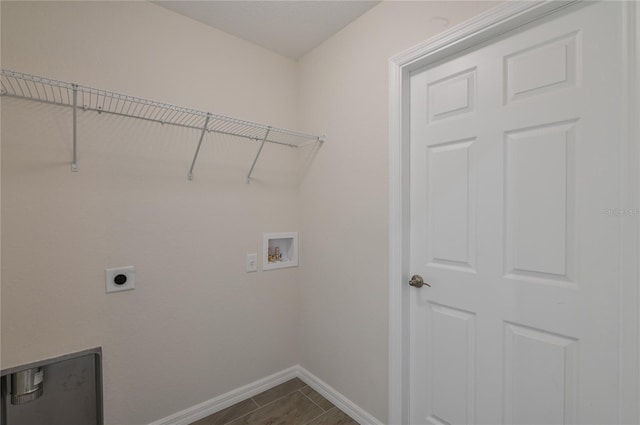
{"left": 1, "top": 0, "right": 4, "bottom": 373}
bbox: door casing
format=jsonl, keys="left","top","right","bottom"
{"left": 388, "top": 1, "right": 640, "bottom": 423}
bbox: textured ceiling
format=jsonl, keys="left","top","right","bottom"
{"left": 153, "top": 1, "right": 380, "bottom": 60}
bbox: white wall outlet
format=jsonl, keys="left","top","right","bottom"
{"left": 246, "top": 253, "right": 258, "bottom": 273}
{"left": 105, "top": 266, "right": 135, "bottom": 293}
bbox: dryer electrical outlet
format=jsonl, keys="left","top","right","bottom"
{"left": 105, "top": 266, "right": 135, "bottom": 293}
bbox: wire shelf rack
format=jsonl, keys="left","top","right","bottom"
{"left": 0, "top": 69, "right": 324, "bottom": 181}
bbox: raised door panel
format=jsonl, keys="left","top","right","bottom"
{"left": 428, "top": 68, "right": 476, "bottom": 122}
{"left": 503, "top": 322, "right": 578, "bottom": 425}
{"left": 504, "top": 120, "right": 576, "bottom": 285}
{"left": 426, "top": 138, "right": 476, "bottom": 272}
{"left": 504, "top": 33, "right": 579, "bottom": 104}
{"left": 426, "top": 303, "right": 476, "bottom": 425}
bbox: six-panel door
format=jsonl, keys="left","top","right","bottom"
{"left": 409, "top": 3, "right": 624, "bottom": 424}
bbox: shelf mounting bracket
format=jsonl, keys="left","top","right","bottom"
{"left": 187, "top": 113, "right": 212, "bottom": 181}
{"left": 246, "top": 127, "right": 271, "bottom": 184}
{"left": 71, "top": 84, "right": 78, "bottom": 172}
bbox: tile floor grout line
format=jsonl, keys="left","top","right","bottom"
{"left": 301, "top": 406, "right": 337, "bottom": 425}
{"left": 220, "top": 404, "right": 260, "bottom": 425}
{"left": 202, "top": 381, "right": 332, "bottom": 425}
{"left": 300, "top": 390, "right": 340, "bottom": 425}
{"left": 213, "top": 399, "right": 260, "bottom": 425}
{"left": 218, "top": 404, "right": 261, "bottom": 425}
{"left": 228, "top": 384, "right": 307, "bottom": 423}
{"left": 302, "top": 410, "right": 326, "bottom": 425}
{"left": 259, "top": 388, "right": 303, "bottom": 407}
{"left": 298, "top": 389, "right": 327, "bottom": 412}
{"left": 205, "top": 396, "right": 348, "bottom": 425}
{"left": 252, "top": 382, "right": 306, "bottom": 408}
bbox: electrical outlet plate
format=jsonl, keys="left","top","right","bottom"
{"left": 105, "top": 266, "right": 135, "bottom": 293}
{"left": 246, "top": 253, "right": 258, "bottom": 272}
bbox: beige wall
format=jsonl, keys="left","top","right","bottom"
{"left": 1, "top": 1, "right": 501, "bottom": 424}
{"left": 297, "top": 1, "right": 497, "bottom": 421}
{"left": 1, "top": 2, "right": 302, "bottom": 424}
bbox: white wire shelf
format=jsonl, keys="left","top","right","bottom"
{"left": 0, "top": 69, "right": 324, "bottom": 181}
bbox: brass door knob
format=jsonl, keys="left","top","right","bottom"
{"left": 409, "top": 274, "right": 430, "bottom": 288}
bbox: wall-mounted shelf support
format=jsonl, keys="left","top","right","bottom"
{"left": 72, "top": 84, "right": 78, "bottom": 172}
{"left": 0, "top": 69, "right": 324, "bottom": 182}
{"left": 187, "top": 113, "right": 212, "bottom": 181}
{"left": 246, "top": 127, "right": 271, "bottom": 184}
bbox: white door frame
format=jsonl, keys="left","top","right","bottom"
{"left": 388, "top": 1, "right": 640, "bottom": 423}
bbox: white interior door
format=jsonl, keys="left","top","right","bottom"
{"left": 409, "top": 2, "right": 627, "bottom": 424}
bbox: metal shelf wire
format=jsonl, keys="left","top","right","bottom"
{"left": 0, "top": 69, "right": 324, "bottom": 181}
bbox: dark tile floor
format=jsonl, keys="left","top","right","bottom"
{"left": 190, "top": 378, "right": 358, "bottom": 425}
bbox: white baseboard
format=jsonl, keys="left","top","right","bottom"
{"left": 295, "top": 366, "right": 384, "bottom": 425}
{"left": 148, "top": 366, "right": 298, "bottom": 425}
{"left": 148, "top": 365, "right": 383, "bottom": 425}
